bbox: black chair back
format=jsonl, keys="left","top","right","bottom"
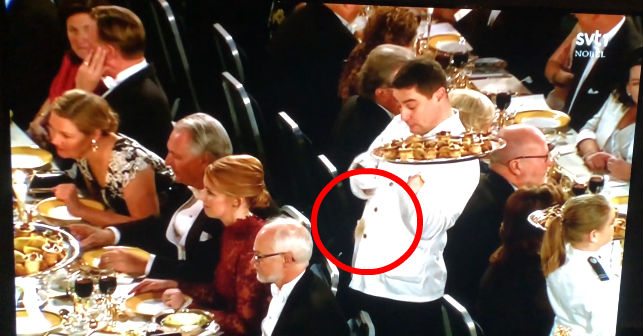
{"left": 442, "top": 294, "right": 484, "bottom": 336}
{"left": 221, "top": 71, "right": 266, "bottom": 162}
{"left": 213, "top": 23, "right": 245, "bottom": 83}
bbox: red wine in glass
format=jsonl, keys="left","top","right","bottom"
{"left": 435, "top": 53, "right": 451, "bottom": 69}
{"left": 496, "top": 92, "right": 512, "bottom": 110}
{"left": 572, "top": 183, "right": 587, "bottom": 196}
{"left": 99, "top": 276, "right": 117, "bottom": 295}
{"left": 588, "top": 175, "right": 605, "bottom": 194}
{"left": 452, "top": 52, "right": 469, "bottom": 67}
{"left": 74, "top": 277, "right": 93, "bottom": 298}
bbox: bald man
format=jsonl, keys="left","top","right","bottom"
{"left": 444, "top": 124, "right": 552, "bottom": 312}
{"left": 253, "top": 217, "right": 349, "bottom": 336}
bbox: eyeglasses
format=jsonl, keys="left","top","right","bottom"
{"left": 253, "top": 252, "right": 287, "bottom": 262}
{"left": 507, "top": 143, "right": 555, "bottom": 163}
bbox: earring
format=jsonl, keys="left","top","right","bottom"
{"left": 91, "top": 138, "right": 99, "bottom": 152}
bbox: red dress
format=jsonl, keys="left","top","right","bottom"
{"left": 179, "top": 215, "right": 270, "bottom": 335}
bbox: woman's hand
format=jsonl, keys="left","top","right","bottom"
{"left": 583, "top": 152, "right": 611, "bottom": 171}
{"left": 100, "top": 249, "right": 148, "bottom": 275}
{"left": 130, "top": 279, "right": 178, "bottom": 295}
{"left": 607, "top": 157, "right": 631, "bottom": 182}
{"left": 162, "top": 288, "right": 186, "bottom": 309}
{"left": 52, "top": 183, "right": 82, "bottom": 215}
{"left": 76, "top": 47, "right": 107, "bottom": 92}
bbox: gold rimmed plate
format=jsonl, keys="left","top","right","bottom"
{"left": 514, "top": 110, "right": 571, "bottom": 131}
{"left": 36, "top": 197, "right": 105, "bottom": 225}
{"left": 11, "top": 146, "right": 53, "bottom": 171}
{"left": 15, "top": 309, "right": 62, "bottom": 336}
{"left": 81, "top": 246, "right": 151, "bottom": 269}
{"left": 428, "top": 34, "right": 470, "bottom": 53}
{"left": 126, "top": 292, "right": 193, "bottom": 316}
{"left": 610, "top": 195, "right": 629, "bottom": 215}
{"left": 154, "top": 309, "right": 219, "bottom": 336}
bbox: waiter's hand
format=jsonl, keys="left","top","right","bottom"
{"left": 408, "top": 174, "right": 425, "bottom": 194}
{"left": 69, "top": 224, "right": 115, "bottom": 249}
{"left": 52, "top": 183, "right": 82, "bottom": 215}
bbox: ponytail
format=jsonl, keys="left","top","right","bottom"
{"left": 540, "top": 214, "right": 566, "bottom": 277}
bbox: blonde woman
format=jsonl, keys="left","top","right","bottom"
{"left": 540, "top": 194, "right": 621, "bottom": 335}
{"left": 49, "top": 89, "right": 172, "bottom": 227}
{"left": 132, "top": 155, "right": 272, "bottom": 335}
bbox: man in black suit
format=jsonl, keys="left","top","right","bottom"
{"left": 546, "top": 14, "right": 642, "bottom": 130}
{"left": 330, "top": 44, "right": 415, "bottom": 172}
{"left": 70, "top": 113, "right": 233, "bottom": 281}
{"left": 89, "top": 5, "right": 173, "bottom": 156}
{"left": 265, "top": 3, "right": 362, "bottom": 150}
{"left": 254, "top": 217, "right": 349, "bottom": 336}
{"left": 444, "top": 124, "right": 552, "bottom": 312}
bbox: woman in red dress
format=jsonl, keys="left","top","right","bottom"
{"left": 133, "top": 154, "right": 272, "bottom": 335}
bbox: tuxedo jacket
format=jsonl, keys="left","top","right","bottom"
{"left": 266, "top": 3, "right": 357, "bottom": 149}
{"left": 444, "top": 170, "right": 515, "bottom": 311}
{"left": 271, "top": 270, "right": 350, "bottom": 336}
{"left": 114, "top": 184, "right": 224, "bottom": 282}
{"left": 330, "top": 95, "right": 392, "bottom": 173}
{"left": 565, "top": 18, "right": 642, "bottom": 130}
{"left": 103, "top": 64, "right": 173, "bottom": 157}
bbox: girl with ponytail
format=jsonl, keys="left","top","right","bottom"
{"left": 540, "top": 194, "right": 621, "bottom": 335}
{"left": 131, "top": 155, "right": 273, "bottom": 335}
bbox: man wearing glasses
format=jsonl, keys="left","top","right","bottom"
{"left": 253, "top": 217, "right": 349, "bottom": 336}
{"left": 444, "top": 123, "right": 552, "bottom": 312}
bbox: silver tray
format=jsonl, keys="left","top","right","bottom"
{"left": 372, "top": 137, "right": 506, "bottom": 165}
{"left": 14, "top": 222, "right": 80, "bottom": 278}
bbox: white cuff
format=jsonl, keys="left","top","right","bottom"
{"left": 106, "top": 226, "right": 121, "bottom": 245}
{"left": 144, "top": 254, "right": 156, "bottom": 276}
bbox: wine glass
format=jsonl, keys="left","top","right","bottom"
{"left": 495, "top": 92, "right": 512, "bottom": 111}
{"left": 572, "top": 182, "right": 587, "bottom": 196}
{"left": 98, "top": 269, "right": 117, "bottom": 297}
{"left": 588, "top": 175, "right": 605, "bottom": 194}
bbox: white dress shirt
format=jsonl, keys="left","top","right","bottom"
{"left": 102, "top": 58, "right": 149, "bottom": 95}
{"left": 261, "top": 270, "right": 306, "bottom": 336}
{"left": 349, "top": 112, "right": 480, "bottom": 302}
{"left": 546, "top": 242, "right": 622, "bottom": 336}
{"left": 576, "top": 93, "right": 635, "bottom": 162}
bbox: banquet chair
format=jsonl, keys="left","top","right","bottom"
{"left": 143, "top": 0, "right": 201, "bottom": 118}
{"left": 280, "top": 204, "right": 340, "bottom": 296}
{"left": 441, "top": 294, "right": 483, "bottom": 336}
{"left": 213, "top": 23, "right": 245, "bottom": 83}
{"left": 221, "top": 71, "right": 266, "bottom": 162}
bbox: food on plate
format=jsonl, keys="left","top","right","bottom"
{"left": 14, "top": 224, "right": 73, "bottom": 276}
{"left": 373, "top": 131, "right": 500, "bottom": 162}
{"left": 161, "top": 312, "right": 210, "bottom": 328}
{"left": 15, "top": 222, "right": 35, "bottom": 237}
{"left": 613, "top": 217, "right": 626, "bottom": 239}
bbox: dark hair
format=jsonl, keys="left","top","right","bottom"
{"left": 490, "top": 184, "right": 567, "bottom": 265}
{"left": 338, "top": 7, "right": 418, "bottom": 99}
{"left": 92, "top": 5, "right": 145, "bottom": 58}
{"left": 615, "top": 47, "right": 642, "bottom": 106}
{"left": 391, "top": 57, "right": 447, "bottom": 98}
{"left": 58, "top": 0, "right": 110, "bottom": 23}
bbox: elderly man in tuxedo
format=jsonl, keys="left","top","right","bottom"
{"left": 444, "top": 124, "right": 552, "bottom": 312}
{"left": 70, "top": 113, "right": 232, "bottom": 281}
{"left": 254, "top": 217, "right": 349, "bottom": 336}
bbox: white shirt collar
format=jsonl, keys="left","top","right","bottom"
{"left": 270, "top": 269, "right": 305, "bottom": 298}
{"left": 262, "top": 270, "right": 306, "bottom": 336}
{"left": 333, "top": 13, "right": 354, "bottom": 34}
{"left": 377, "top": 103, "right": 395, "bottom": 119}
{"left": 102, "top": 58, "right": 148, "bottom": 90}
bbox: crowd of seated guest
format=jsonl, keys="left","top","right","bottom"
{"left": 7, "top": 3, "right": 640, "bottom": 335}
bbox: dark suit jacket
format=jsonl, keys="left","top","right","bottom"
{"left": 114, "top": 184, "right": 224, "bottom": 282}
{"left": 271, "top": 269, "right": 349, "bottom": 336}
{"left": 330, "top": 95, "right": 392, "bottom": 172}
{"left": 103, "top": 64, "right": 173, "bottom": 157}
{"left": 266, "top": 3, "right": 357, "bottom": 150}
{"left": 444, "top": 170, "right": 515, "bottom": 312}
{"left": 565, "top": 18, "right": 642, "bottom": 130}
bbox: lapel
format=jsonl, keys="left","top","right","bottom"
{"left": 272, "top": 270, "right": 313, "bottom": 334}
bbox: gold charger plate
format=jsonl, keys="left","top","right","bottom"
{"left": 610, "top": 195, "right": 628, "bottom": 215}
{"left": 36, "top": 196, "right": 105, "bottom": 225}
{"left": 81, "top": 246, "right": 151, "bottom": 268}
{"left": 15, "top": 309, "right": 62, "bottom": 336}
{"left": 428, "top": 34, "right": 469, "bottom": 52}
{"left": 11, "top": 146, "right": 53, "bottom": 170}
{"left": 126, "top": 292, "right": 193, "bottom": 316}
{"left": 514, "top": 110, "right": 571, "bottom": 131}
